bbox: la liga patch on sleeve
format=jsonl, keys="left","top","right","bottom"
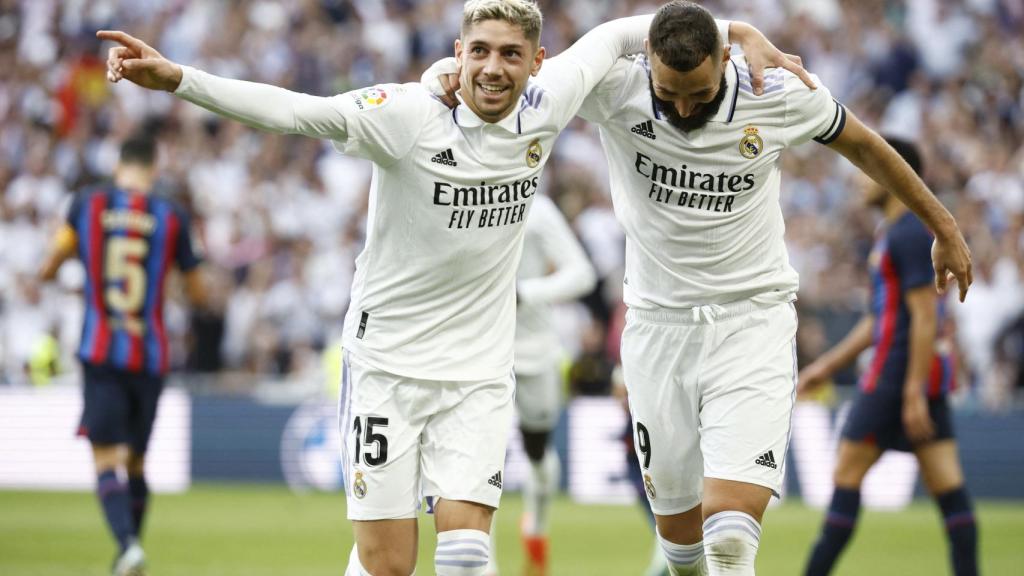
{"left": 351, "top": 86, "right": 391, "bottom": 111}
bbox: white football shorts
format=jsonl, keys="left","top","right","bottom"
{"left": 338, "top": 351, "right": 515, "bottom": 520}
{"left": 620, "top": 298, "right": 798, "bottom": 516}
{"left": 515, "top": 366, "right": 561, "bottom": 432}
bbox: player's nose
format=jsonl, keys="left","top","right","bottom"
{"left": 675, "top": 99, "right": 697, "bottom": 117}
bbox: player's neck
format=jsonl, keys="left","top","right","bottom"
{"left": 114, "top": 167, "right": 153, "bottom": 194}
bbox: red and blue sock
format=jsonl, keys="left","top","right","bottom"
{"left": 804, "top": 487, "right": 860, "bottom": 576}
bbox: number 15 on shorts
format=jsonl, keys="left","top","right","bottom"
{"left": 353, "top": 415, "right": 390, "bottom": 466}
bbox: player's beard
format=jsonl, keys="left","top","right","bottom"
{"left": 650, "top": 72, "right": 728, "bottom": 133}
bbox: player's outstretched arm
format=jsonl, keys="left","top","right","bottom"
{"left": 797, "top": 315, "right": 874, "bottom": 397}
{"left": 98, "top": 30, "right": 350, "bottom": 141}
{"left": 827, "top": 114, "right": 973, "bottom": 302}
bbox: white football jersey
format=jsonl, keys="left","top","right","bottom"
{"left": 578, "top": 55, "right": 846, "bottom": 309}
{"left": 175, "top": 17, "right": 654, "bottom": 380}
{"left": 515, "top": 194, "right": 595, "bottom": 375}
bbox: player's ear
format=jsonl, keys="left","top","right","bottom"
{"left": 721, "top": 44, "right": 731, "bottom": 64}
{"left": 454, "top": 39, "right": 463, "bottom": 63}
{"left": 530, "top": 45, "right": 545, "bottom": 76}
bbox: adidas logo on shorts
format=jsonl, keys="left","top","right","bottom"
{"left": 754, "top": 450, "right": 778, "bottom": 469}
{"left": 431, "top": 148, "right": 457, "bottom": 166}
{"left": 631, "top": 120, "right": 656, "bottom": 140}
{"left": 487, "top": 471, "right": 503, "bottom": 489}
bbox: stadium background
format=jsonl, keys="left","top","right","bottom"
{"left": 0, "top": 0, "right": 1022, "bottom": 574}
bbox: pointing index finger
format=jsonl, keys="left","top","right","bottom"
{"left": 96, "top": 30, "right": 145, "bottom": 52}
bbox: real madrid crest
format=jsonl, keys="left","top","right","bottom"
{"left": 739, "top": 125, "right": 763, "bottom": 159}
{"left": 526, "top": 138, "right": 542, "bottom": 168}
{"left": 353, "top": 471, "right": 368, "bottom": 499}
{"left": 643, "top": 473, "right": 657, "bottom": 500}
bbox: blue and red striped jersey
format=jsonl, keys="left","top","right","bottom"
{"left": 860, "top": 211, "right": 954, "bottom": 398}
{"left": 67, "top": 185, "right": 200, "bottom": 376}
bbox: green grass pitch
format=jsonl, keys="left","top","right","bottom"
{"left": 1, "top": 485, "right": 1021, "bottom": 575}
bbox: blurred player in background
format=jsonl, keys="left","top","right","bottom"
{"left": 486, "top": 193, "right": 595, "bottom": 576}
{"left": 99, "top": 2, "right": 804, "bottom": 574}
{"left": 799, "top": 138, "right": 978, "bottom": 576}
{"left": 426, "top": 2, "right": 972, "bottom": 573}
{"left": 39, "top": 134, "right": 205, "bottom": 576}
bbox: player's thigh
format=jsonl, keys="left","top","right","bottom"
{"left": 833, "top": 439, "right": 883, "bottom": 488}
{"left": 514, "top": 368, "right": 561, "bottom": 433}
{"left": 699, "top": 303, "right": 797, "bottom": 499}
{"left": 434, "top": 498, "right": 495, "bottom": 533}
{"left": 841, "top": 390, "right": 907, "bottom": 451}
{"left": 420, "top": 372, "right": 515, "bottom": 513}
{"left": 127, "top": 372, "right": 164, "bottom": 456}
{"left": 340, "top": 352, "right": 433, "bottom": 521}
{"left": 915, "top": 439, "right": 965, "bottom": 496}
{"left": 79, "top": 364, "right": 130, "bottom": 446}
{"left": 621, "top": 312, "right": 703, "bottom": 516}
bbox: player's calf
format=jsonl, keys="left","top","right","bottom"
{"left": 702, "top": 511, "right": 761, "bottom": 576}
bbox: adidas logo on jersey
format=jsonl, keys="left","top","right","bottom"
{"left": 631, "top": 120, "right": 656, "bottom": 140}
{"left": 754, "top": 450, "right": 778, "bottom": 469}
{"left": 431, "top": 148, "right": 457, "bottom": 166}
{"left": 487, "top": 471, "right": 503, "bottom": 489}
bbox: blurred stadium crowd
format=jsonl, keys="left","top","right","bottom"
{"left": 0, "top": 0, "right": 1021, "bottom": 408}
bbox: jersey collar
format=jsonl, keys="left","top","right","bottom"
{"left": 451, "top": 92, "right": 525, "bottom": 134}
{"left": 708, "top": 59, "right": 740, "bottom": 124}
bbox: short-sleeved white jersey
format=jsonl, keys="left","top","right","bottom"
{"left": 515, "top": 194, "right": 595, "bottom": 374}
{"left": 578, "top": 56, "right": 847, "bottom": 309}
{"left": 175, "top": 17, "right": 652, "bottom": 380}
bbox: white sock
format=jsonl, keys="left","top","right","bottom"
{"left": 345, "top": 546, "right": 371, "bottom": 576}
{"left": 644, "top": 537, "right": 670, "bottom": 576}
{"left": 657, "top": 530, "right": 707, "bottom": 575}
{"left": 702, "top": 511, "right": 761, "bottom": 576}
{"left": 435, "top": 529, "right": 490, "bottom": 576}
{"left": 486, "top": 515, "right": 499, "bottom": 575}
{"left": 523, "top": 448, "right": 559, "bottom": 535}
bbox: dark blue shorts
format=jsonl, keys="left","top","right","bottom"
{"left": 78, "top": 363, "right": 164, "bottom": 454}
{"left": 841, "top": 390, "right": 954, "bottom": 452}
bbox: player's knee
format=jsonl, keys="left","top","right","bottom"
{"left": 127, "top": 453, "right": 146, "bottom": 476}
{"left": 357, "top": 544, "right": 416, "bottom": 576}
{"left": 435, "top": 529, "right": 490, "bottom": 576}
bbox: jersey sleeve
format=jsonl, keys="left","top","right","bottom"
{"left": 534, "top": 16, "right": 652, "bottom": 128}
{"left": 173, "top": 205, "right": 202, "bottom": 273}
{"left": 331, "top": 83, "right": 435, "bottom": 165}
{"left": 175, "top": 67, "right": 430, "bottom": 165}
{"left": 782, "top": 74, "right": 847, "bottom": 147}
{"left": 890, "top": 218, "right": 935, "bottom": 291}
{"left": 576, "top": 58, "right": 632, "bottom": 124}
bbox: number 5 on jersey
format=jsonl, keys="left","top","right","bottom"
{"left": 353, "top": 416, "right": 389, "bottom": 466}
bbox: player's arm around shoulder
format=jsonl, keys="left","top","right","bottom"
{"left": 826, "top": 118, "right": 972, "bottom": 302}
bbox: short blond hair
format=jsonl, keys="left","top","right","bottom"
{"left": 462, "top": 0, "right": 543, "bottom": 45}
